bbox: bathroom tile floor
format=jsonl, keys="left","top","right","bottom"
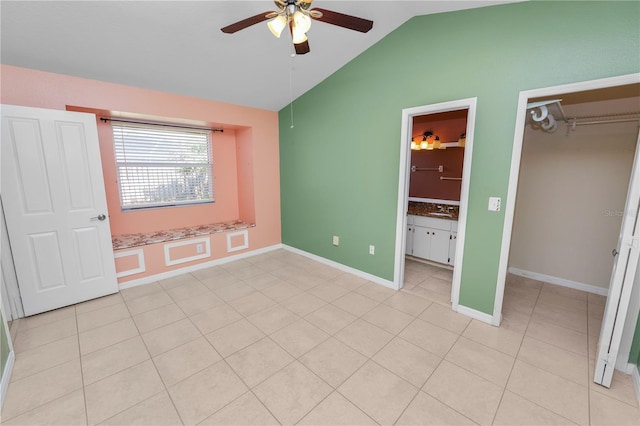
{"left": 2, "top": 251, "right": 638, "bottom": 425}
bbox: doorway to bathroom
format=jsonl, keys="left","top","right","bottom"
{"left": 394, "top": 98, "right": 477, "bottom": 317}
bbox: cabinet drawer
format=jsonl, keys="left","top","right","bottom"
{"left": 413, "top": 216, "right": 452, "bottom": 231}
{"left": 407, "top": 215, "right": 415, "bottom": 225}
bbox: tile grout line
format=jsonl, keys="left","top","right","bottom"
{"left": 121, "top": 289, "right": 186, "bottom": 425}
{"left": 225, "top": 271, "right": 392, "bottom": 424}
{"left": 75, "top": 307, "right": 90, "bottom": 425}
{"left": 7, "top": 254, "right": 628, "bottom": 425}
{"left": 488, "top": 282, "right": 542, "bottom": 426}
{"left": 0, "top": 310, "right": 85, "bottom": 423}
{"left": 305, "top": 288, "right": 444, "bottom": 425}
{"left": 393, "top": 310, "right": 478, "bottom": 426}
{"left": 498, "top": 283, "right": 591, "bottom": 425}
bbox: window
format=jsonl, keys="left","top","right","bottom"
{"left": 112, "top": 122, "right": 214, "bottom": 210}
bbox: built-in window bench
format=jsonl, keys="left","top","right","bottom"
{"left": 112, "top": 220, "right": 256, "bottom": 280}
{"left": 112, "top": 220, "right": 255, "bottom": 250}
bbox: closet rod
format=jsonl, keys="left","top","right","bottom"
{"left": 100, "top": 117, "right": 224, "bottom": 133}
{"left": 568, "top": 117, "right": 640, "bottom": 127}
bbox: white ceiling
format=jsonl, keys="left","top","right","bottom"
{"left": 1, "top": 1, "right": 520, "bottom": 111}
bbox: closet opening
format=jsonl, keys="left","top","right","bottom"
{"left": 498, "top": 75, "right": 640, "bottom": 388}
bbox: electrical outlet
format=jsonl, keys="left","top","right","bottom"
{"left": 196, "top": 243, "right": 203, "bottom": 253}
{"left": 369, "top": 245, "right": 375, "bottom": 255}
{"left": 333, "top": 236, "right": 339, "bottom": 246}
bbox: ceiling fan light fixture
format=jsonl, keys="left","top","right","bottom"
{"left": 267, "top": 14, "right": 287, "bottom": 38}
{"left": 292, "top": 27, "right": 308, "bottom": 44}
{"left": 222, "top": 1, "right": 373, "bottom": 55}
{"left": 293, "top": 10, "right": 312, "bottom": 33}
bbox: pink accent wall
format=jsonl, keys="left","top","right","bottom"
{"left": 236, "top": 128, "right": 256, "bottom": 224}
{"left": 1, "top": 65, "right": 282, "bottom": 284}
{"left": 94, "top": 119, "right": 241, "bottom": 235}
{"left": 114, "top": 254, "right": 139, "bottom": 272}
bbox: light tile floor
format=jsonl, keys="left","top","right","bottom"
{"left": 2, "top": 251, "right": 639, "bottom": 425}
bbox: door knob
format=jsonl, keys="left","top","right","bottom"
{"left": 91, "top": 214, "right": 106, "bottom": 221}
{"left": 612, "top": 248, "right": 619, "bottom": 257}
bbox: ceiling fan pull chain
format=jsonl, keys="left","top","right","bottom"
{"left": 289, "top": 54, "right": 295, "bottom": 128}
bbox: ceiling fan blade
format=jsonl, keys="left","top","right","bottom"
{"left": 310, "top": 8, "right": 373, "bottom": 33}
{"left": 221, "top": 12, "right": 275, "bottom": 34}
{"left": 294, "top": 40, "right": 310, "bottom": 55}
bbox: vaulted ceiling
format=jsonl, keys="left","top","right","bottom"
{"left": 1, "top": 1, "right": 521, "bottom": 111}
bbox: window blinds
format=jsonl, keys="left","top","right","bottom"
{"left": 112, "top": 122, "right": 214, "bottom": 209}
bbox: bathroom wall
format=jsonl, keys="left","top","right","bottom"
{"left": 409, "top": 147, "right": 464, "bottom": 201}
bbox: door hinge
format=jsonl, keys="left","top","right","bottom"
{"left": 600, "top": 353, "right": 615, "bottom": 366}
{"left": 624, "top": 236, "right": 639, "bottom": 249}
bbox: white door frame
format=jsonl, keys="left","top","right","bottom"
{"left": 0, "top": 109, "right": 15, "bottom": 410}
{"left": 395, "top": 97, "right": 478, "bottom": 319}
{"left": 497, "top": 73, "right": 640, "bottom": 357}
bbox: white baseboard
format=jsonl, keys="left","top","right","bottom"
{"left": 455, "top": 304, "right": 495, "bottom": 326}
{"left": 118, "top": 244, "right": 284, "bottom": 290}
{"left": 1, "top": 351, "right": 15, "bottom": 410}
{"left": 508, "top": 267, "right": 609, "bottom": 296}
{"left": 282, "top": 245, "right": 397, "bottom": 290}
{"left": 629, "top": 363, "right": 640, "bottom": 402}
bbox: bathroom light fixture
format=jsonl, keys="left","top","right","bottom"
{"left": 433, "top": 136, "right": 446, "bottom": 150}
{"left": 421, "top": 133, "right": 430, "bottom": 150}
{"left": 411, "top": 131, "right": 442, "bottom": 151}
{"left": 458, "top": 133, "right": 466, "bottom": 147}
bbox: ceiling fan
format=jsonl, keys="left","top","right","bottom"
{"left": 221, "top": 0, "right": 374, "bottom": 55}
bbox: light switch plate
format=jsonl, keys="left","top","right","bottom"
{"left": 333, "top": 236, "right": 339, "bottom": 246}
{"left": 488, "top": 197, "right": 501, "bottom": 212}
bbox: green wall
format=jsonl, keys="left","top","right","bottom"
{"left": 279, "top": 1, "right": 640, "bottom": 315}
{"left": 629, "top": 314, "right": 640, "bottom": 365}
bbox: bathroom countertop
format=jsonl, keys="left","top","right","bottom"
{"left": 407, "top": 201, "right": 459, "bottom": 220}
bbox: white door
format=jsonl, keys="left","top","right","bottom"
{"left": 594, "top": 129, "right": 640, "bottom": 387}
{"left": 1, "top": 105, "right": 117, "bottom": 316}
